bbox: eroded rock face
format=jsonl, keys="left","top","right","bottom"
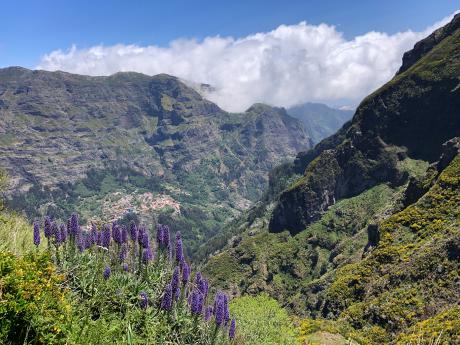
{"left": 268, "top": 15, "right": 460, "bottom": 235}
{"left": 397, "top": 13, "right": 460, "bottom": 74}
{"left": 0, "top": 68, "right": 311, "bottom": 201}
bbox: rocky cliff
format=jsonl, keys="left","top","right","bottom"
{"left": 269, "top": 13, "right": 460, "bottom": 234}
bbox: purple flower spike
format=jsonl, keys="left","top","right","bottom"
{"left": 121, "top": 226, "right": 128, "bottom": 243}
{"left": 129, "top": 222, "right": 138, "bottom": 242}
{"left": 119, "top": 244, "right": 128, "bottom": 262}
{"left": 33, "top": 221, "right": 41, "bottom": 246}
{"left": 139, "top": 291, "right": 149, "bottom": 309}
{"left": 175, "top": 231, "right": 184, "bottom": 264}
{"left": 214, "top": 292, "right": 225, "bottom": 326}
{"left": 70, "top": 213, "right": 79, "bottom": 237}
{"left": 122, "top": 263, "right": 129, "bottom": 272}
{"left": 142, "top": 247, "right": 153, "bottom": 264}
{"left": 102, "top": 225, "right": 111, "bottom": 248}
{"left": 141, "top": 231, "right": 150, "bottom": 249}
{"left": 90, "top": 224, "right": 97, "bottom": 245}
{"left": 223, "top": 294, "right": 230, "bottom": 325}
{"left": 171, "top": 267, "right": 180, "bottom": 300}
{"left": 204, "top": 305, "right": 213, "bottom": 322}
{"left": 156, "top": 224, "right": 164, "bottom": 246}
{"left": 44, "top": 216, "right": 52, "bottom": 238}
{"left": 195, "top": 272, "right": 208, "bottom": 297}
{"left": 60, "top": 224, "right": 67, "bottom": 243}
{"left": 157, "top": 224, "right": 170, "bottom": 250}
{"left": 103, "top": 266, "right": 111, "bottom": 280}
{"left": 53, "top": 222, "right": 61, "bottom": 245}
{"left": 163, "top": 225, "right": 170, "bottom": 249}
{"left": 229, "top": 319, "right": 236, "bottom": 339}
{"left": 66, "top": 218, "right": 71, "bottom": 236}
{"left": 77, "top": 234, "right": 85, "bottom": 252}
{"left": 112, "top": 223, "right": 121, "bottom": 244}
{"left": 190, "top": 289, "right": 204, "bottom": 315}
{"left": 160, "top": 283, "right": 173, "bottom": 311}
{"left": 138, "top": 227, "right": 145, "bottom": 246}
{"left": 182, "top": 262, "right": 190, "bottom": 285}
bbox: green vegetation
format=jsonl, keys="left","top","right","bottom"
{"left": 205, "top": 183, "right": 399, "bottom": 313}
{"left": 323, "top": 154, "right": 460, "bottom": 344}
{"left": 229, "top": 294, "right": 297, "bottom": 345}
{"left": 0, "top": 252, "right": 70, "bottom": 344}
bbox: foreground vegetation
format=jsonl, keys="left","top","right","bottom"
{"left": 1, "top": 209, "right": 237, "bottom": 344}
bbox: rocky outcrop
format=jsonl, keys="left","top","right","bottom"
{"left": 269, "top": 15, "right": 460, "bottom": 234}
{"left": 397, "top": 13, "right": 460, "bottom": 74}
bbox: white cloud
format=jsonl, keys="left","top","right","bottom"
{"left": 37, "top": 13, "right": 457, "bottom": 112}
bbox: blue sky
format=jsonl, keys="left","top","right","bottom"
{"left": 0, "top": 0, "right": 458, "bottom": 68}
{"left": 0, "top": 1, "right": 458, "bottom": 111}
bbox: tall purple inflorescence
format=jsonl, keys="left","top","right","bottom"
{"left": 102, "top": 225, "right": 111, "bottom": 249}
{"left": 103, "top": 266, "right": 111, "bottom": 280}
{"left": 140, "top": 231, "right": 150, "bottom": 249}
{"left": 160, "top": 283, "right": 173, "bottom": 311}
{"left": 77, "top": 233, "right": 85, "bottom": 252}
{"left": 129, "top": 222, "right": 138, "bottom": 242}
{"left": 157, "top": 224, "right": 170, "bottom": 251}
{"left": 182, "top": 262, "right": 190, "bottom": 285}
{"left": 60, "top": 224, "right": 67, "bottom": 243}
{"left": 138, "top": 227, "right": 145, "bottom": 246}
{"left": 139, "top": 291, "right": 149, "bottom": 309}
{"left": 229, "top": 319, "right": 236, "bottom": 339}
{"left": 119, "top": 244, "right": 128, "bottom": 262}
{"left": 112, "top": 223, "right": 121, "bottom": 244}
{"left": 44, "top": 216, "right": 52, "bottom": 238}
{"left": 70, "top": 213, "right": 79, "bottom": 238}
{"left": 171, "top": 267, "right": 180, "bottom": 300}
{"left": 223, "top": 294, "right": 230, "bottom": 325}
{"left": 90, "top": 224, "right": 97, "bottom": 245}
{"left": 214, "top": 292, "right": 225, "bottom": 326}
{"left": 121, "top": 226, "right": 128, "bottom": 244}
{"left": 196, "top": 273, "right": 209, "bottom": 298}
{"left": 33, "top": 220, "right": 40, "bottom": 246}
{"left": 142, "top": 246, "right": 153, "bottom": 264}
{"left": 122, "top": 263, "right": 129, "bottom": 272}
{"left": 175, "top": 231, "right": 184, "bottom": 264}
{"left": 163, "top": 225, "right": 170, "bottom": 249}
{"left": 190, "top": 289, "right": 204, "bottom": 315}
{"left": 53, "top": 222, "right": 61, "bottom": 245}
{"left": 204, "top": 305, "right": 213, "bottom": 322}
{"left": 156, "top": 224, "right": 164, "bottom": 246}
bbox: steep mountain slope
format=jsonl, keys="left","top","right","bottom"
{"left": 0, "top": 68, "right": 311, "bottom": 255}
{"left": 287, "top": 103, "right": 353, "bottom": 144}
{"left": 321, "top": 141, "right": 460, "bottom": 344}
{"left": 204, "top": 13, "right": 460, "bottom": 344}
{"left": 270, "top": 13, "right": 460, "bottom": 234}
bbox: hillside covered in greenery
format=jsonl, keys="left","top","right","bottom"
{"left": 0, "top": 70, "right": 312, "bottom": 257}
{"left": 203, "top": 13, "right": 460, "bottom": 344}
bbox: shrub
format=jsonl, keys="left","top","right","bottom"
{"left": 0, "top": 251, "right": 70, "bottom": 344}
{"left": 229, "top": 294, "right": 297, "bottom": 345}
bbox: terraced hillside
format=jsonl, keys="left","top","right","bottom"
{"left": 0, "top": 69, "right": 311, "bottom": 255}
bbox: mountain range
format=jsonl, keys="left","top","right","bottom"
{"left": 0, "top": 69, "right": 314, "bottom": 254}
{"left": 2, "top": 12, "right": 460, "bottom": 345}
{"left": 203, "top": 13, "right": 460, "bottom": 344}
